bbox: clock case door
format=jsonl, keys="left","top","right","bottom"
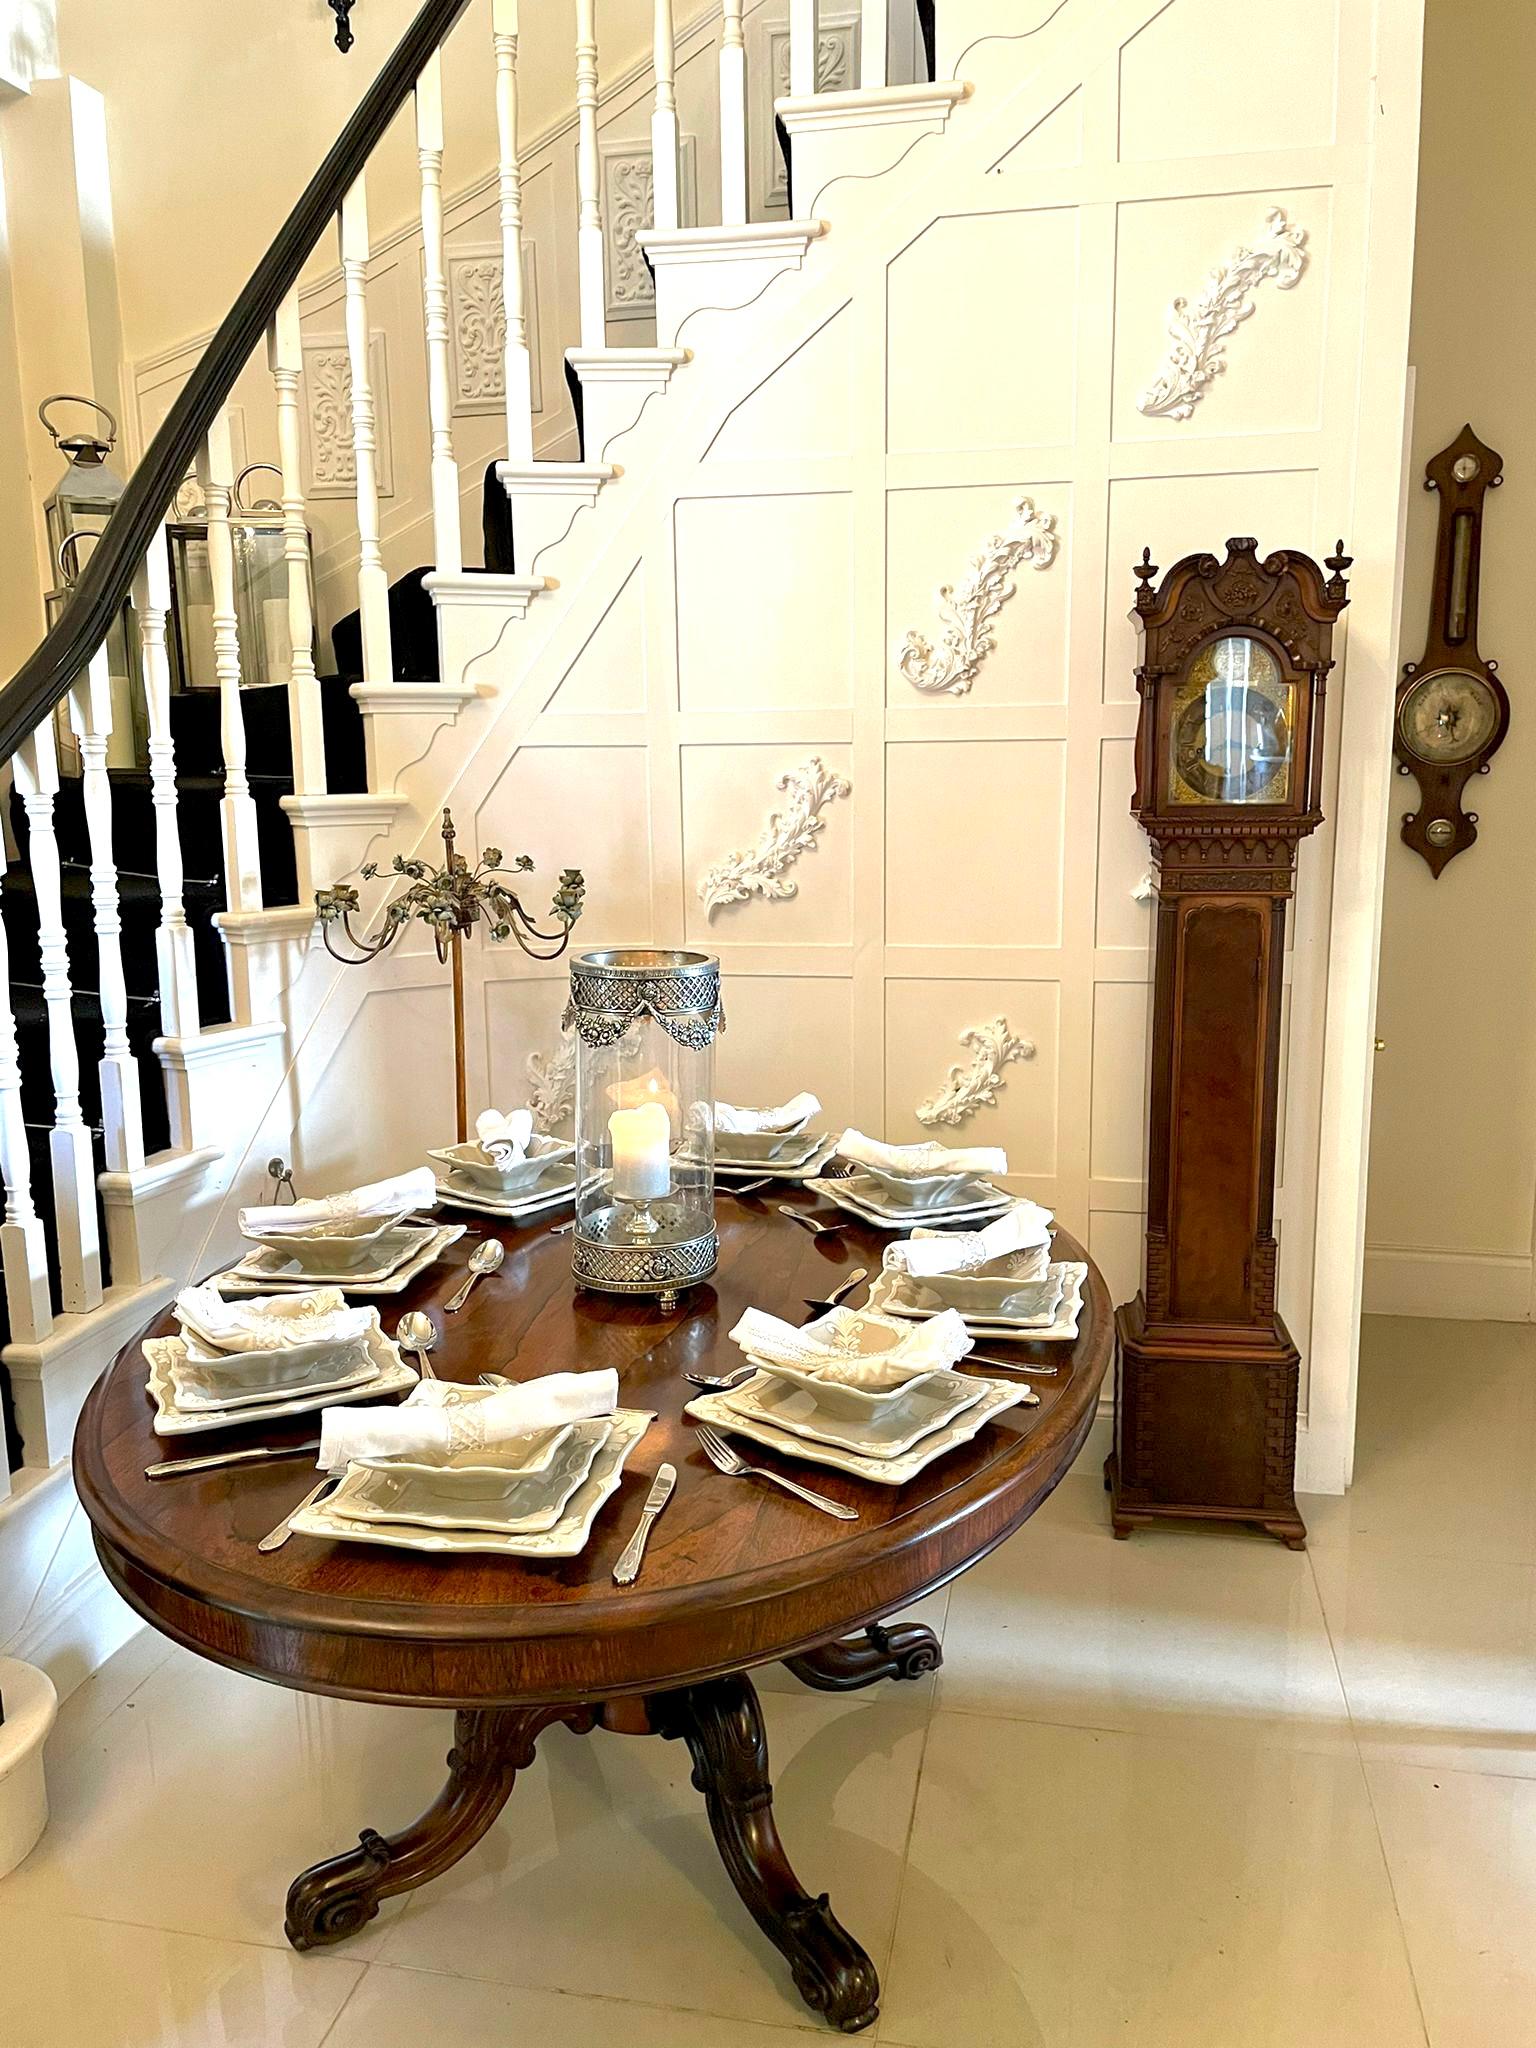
{"left": 1112, "top": 539, "right": 1349, "bottom": 1549}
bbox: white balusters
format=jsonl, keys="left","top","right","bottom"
{"left": 652, "top": 1, "right": 680, "bottom": 234}
{"left": 339, "top": 175, "right": 394, "bottom": 683}
{"left": 416, "top": 50, "right": 462, "bottom": 576}
{"left": 574, "top": 0, "right": 605, "bottom": 349}
{"left": 68, "top": 647, "right": 144, "bottom": 1176}
{"left": 134, "top": 529, "right": 202, "bottom": 1043}
{"left": 789, "top": 0, "right": 820, "bottom": 95}
{"left": 12, "top": 722, "right": 101, "bottom": 1312}
{"left": 493, "top": 0, "right": 535, "bottom": 466}
{"left": 196, "top": 411, "right": 264, "bottom": 919}
{"left": 861, "top": 0, "right": 889, "bottom": 88}
{"left": 720, "top": 1, "right": 748, "bottom": 227}
{"left": 0, "top": 911, "right": 52, "bottom": 1347}
{"left": 267, "top": 289, "right": 326, "bottom": 800}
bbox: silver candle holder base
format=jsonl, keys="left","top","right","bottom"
{"left": 572, "top": 1199, "right": 718, "bottom": 1310}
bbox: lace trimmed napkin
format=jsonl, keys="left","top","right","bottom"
{"left": 729, "top": 1304, "right": 973, "bottom": 1391}
{"left": 239, "top": 1166, "right": 438, "bottom": 1237}
{"left": 317, "top": 1368, "right": 620, "bottom": 1472}
{"left": 836, "top": 1129, "right": 1008, "bottom": 1181}
{"left": 174, "top": 1283, "right": 373, "bottom": 1354}
{"left": 883, "top": 1201, "right": 1054, "bottom": 1279}
{"left": 474, "top": 1106, "right": 535, "bottom": 1167}
{"left": 713, "top": 1092, "right": 821, "bottom": 1136}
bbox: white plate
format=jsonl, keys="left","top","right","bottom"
{"left": 895, "top": 1249, "right": 1057, "bottom": 1317}
{"left": 715, "top": 1137, "right": 839, "bottom": 1185}
{"left": 217, "top": 1223, "right": 466, "bottom": 1293}
{"left": 853, "top": 1164, "right": 993, "bottom": 1209}
{"left": 883, "top": 1268, "right": 1066, "bottom": 1328}
{"left": 242, "top": 1206, "right": 421, "bottom": 1274}
{"left": 289, "top": 1409, "right": 654, "bottom": 1556}
{"left": 426, "top": 1136, "right": 575, "bottom": 1193}
{"left": 812, "top": 1175, "right": 1015, "bottom": 1229}
{"left": 684, "top": 1377, "right": 1034, "bottom": 1485}
{"left": 330, "top": 1418, "right": 611, "bottom": 1534}
{"left": 714, "top": 1126, "right": 822, "bottom": 1168}
{"left": 433, "top": 1166, "right": 577, "bottom": 1220}
{"left": 867, "top": 1264, "right": 1087, "bottom": 1342}
{"left": 168, "top": 1339, "right": 380, "bottom": 1413}
{"left": 145, "top": 1323, "right": 418, "bottom": 1436}
{"left": 723, "top": 1368, "right": 987, "bottom": 1458}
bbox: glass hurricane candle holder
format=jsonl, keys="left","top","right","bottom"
{"left": 565, "top": 949, "right": 722, "bottom": 1309}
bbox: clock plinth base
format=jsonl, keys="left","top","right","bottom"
{"left": 1109, "top": 1298, "right": 1307, "bottom": 1551}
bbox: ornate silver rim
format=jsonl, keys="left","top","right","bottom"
{"left": 571, "top": 1227, "right": 719, "bottom": 1296}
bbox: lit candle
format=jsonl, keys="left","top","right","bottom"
{"left": 609, "top": 1100, "right": 671, "bottom": 1201}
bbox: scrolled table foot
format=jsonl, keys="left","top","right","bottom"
{"left": 783, "top": 1621, "right": 942, "bottom": 1694}
{"left": 652, "top": 1672, "right": 879, "bottom": 2033}
{"left": 284, "top": 1703, "right": 591, "bottom": 1951}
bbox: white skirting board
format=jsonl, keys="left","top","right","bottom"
{"left": 0, "top": 1465, "right": 143, "bottom": 1705}
{"left": 1363, "top": 1245, "right": 1533, "bottom": 1323}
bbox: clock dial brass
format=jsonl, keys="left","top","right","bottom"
{"left": 1397, "top": 667, "right": 1500, "bottom": 766}
{"left": 1167, "top": 634, "right": 1295, "bottom": 806}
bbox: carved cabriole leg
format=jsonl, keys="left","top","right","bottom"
{"left": 651, "top": 1673, "right": 880, "bottom": 2035}
{"left": 284, "top": 1704, "right": 592, "bottom": 1950}
{"left": 783, "top": 1621, "right": 942, "bottom": 1694}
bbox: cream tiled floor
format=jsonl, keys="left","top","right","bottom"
{"left": 4, "top": 1313, "right": 1535, "bottom": 2047}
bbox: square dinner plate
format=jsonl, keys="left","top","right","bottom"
{"left": 217, "top": 1223, "right": 465, "bottom": 1294}
{"left": 867, "top": 1264, "right": 1088, "bottom": 1342}
{"left": 723, "top": 1367, "right": 988, "bottom": 1459}
{"left": 433, "top": 1166, "right": 577, "bottom": 1220}
{"left": 289, "top": 1409, "right": 654, "bottom": 1556}
{"left": 328, "top": 1417, "right": 612, "bottom": 1534}
{"left": 683, "top": 1377, "right": 1034, "bottom": 1486}
{"left": 145, "top": 1323, "right": 418, "bottom": 1436}
{"left": 811, "top": 1175, "right": 1015, "bottom": 1229}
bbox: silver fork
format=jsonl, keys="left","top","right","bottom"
{"left": 694, "top": 1424, "right": 857, "bottom": 1519}
{"left": 776, "top": 1204, "right": 849, "bottom": 1238}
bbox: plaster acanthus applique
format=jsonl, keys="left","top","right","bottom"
{"left": 897, "top": 496, "right": 1060, "bottom": 696}
{"left": 697, "top": 756, "right": 851, "bottom": 917}
{"left": 1132, "top": 870, "right": 1155, "bottom": 902}
{"left": 1136, "top": 206, "right": 1308, "bottom": 422}
{"left": 526, "top": 1031, "right": 577, "bottom": 1131}
{"left": 915, "top": 1017, "right": 1035, "bottom": 1129}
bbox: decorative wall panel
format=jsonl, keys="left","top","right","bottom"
{"left": 885, "top": 741, "right": 1066, "bottom": 949}
{"left": 301, "top": 331, "right": 394, "bottom": 499}
{"left": 446, "top": 244, "right": 544, "bottom": 417}
{"left": 885, "top": 981, "right": 1059, "bottom": 1174}
{"left": 600, "top": 136, "right": 699, "bottom": 321}
{"left": 755, "top": 11, "right": 860, "bottom": 213}
{"left": 685, "top": 750, "right": 853, "bottom": 941}
{"left": 889, "top": 487, "right": 1068, "bottom": 702}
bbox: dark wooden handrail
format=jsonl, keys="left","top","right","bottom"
{"left": 0, "top": 0, "right": 472, "bottom": 765}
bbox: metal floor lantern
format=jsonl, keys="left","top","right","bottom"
{"left": 316, "top": 809, "right": 585, "bottom": 1142}
{"left": 566, "top": 950, "right": 722, "bottom": 1310}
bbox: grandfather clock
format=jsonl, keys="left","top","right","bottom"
{"left": 1108, "top": 536, "right": 1350, "bottom": 1549}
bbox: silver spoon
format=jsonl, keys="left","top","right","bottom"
{"left": 802, "top": 1266, "right": 868, "bottom": 1319}
{"left": 445, "top": 1238, "right": 504, "bottom": 1312}
{"left": 394, "top": 1309, "right": 440, "bottom": 1381}
{"left": 777, "top": 1203, "right": 849, "bottom": 1238}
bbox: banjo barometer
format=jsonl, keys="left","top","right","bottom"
{"left": 1110, "top": 536, "right": 1350, "bottom": 1549}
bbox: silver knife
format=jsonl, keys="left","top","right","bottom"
{"left": 612, "top": 1463, "right": 677, "bottom": 1585}
{"left": 258, "top": 1473, "right": 343, "bottom": 1553}
{"left": 145, "top": 1439, "right": 321, "bottom": 1480}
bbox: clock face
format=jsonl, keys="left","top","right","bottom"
{"left": 1397, "top": 667, "right": 1501, "bottom": 766}
{"left": 1167, "top": 635, "right": 1296, "bottom": 807}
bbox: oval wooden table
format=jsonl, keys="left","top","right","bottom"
{"left": 74, "top": 1190, "right": 1111, "bottom": 2034}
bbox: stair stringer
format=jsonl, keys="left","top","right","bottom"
{"left": 144, "top": 0, "right": 1224, "bottom": 1286}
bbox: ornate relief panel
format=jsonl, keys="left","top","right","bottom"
{"left": 445, "top": 244, "right": 544, "bottom": 417}
{"left": 300, "top": 331, "right": 394, "bottom": 499}
{"left": 1134, "top": 206, "right": 1308, "bottom": 421}
{"left": 751, "top": 9, "right": 860, "bottom": 215}
{"left": 599, "top": 136, "right": 699, "bottom": 322}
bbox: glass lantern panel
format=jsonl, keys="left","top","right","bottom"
{"left": 167, "top": 526, "right": 217, "bottom": 692}
{"left": 1167, "top": 635, "right": 1296, "bottom": 807}
{"left": 575, "top": 1012, "right": 714, "bottom": 1257}
{"left": 234, "top": 517, "right": 312, "bottom": 688}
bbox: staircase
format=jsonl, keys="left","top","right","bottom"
{"left": 0, "top": 0, "right": 984, "bottom": 1494}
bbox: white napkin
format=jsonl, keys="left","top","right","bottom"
{"left": 317, "top": 1368, "right": 619, "bottom": 1471}
{"left": 883, "top": 1201, "right": 1054, "bottom": 1279}
{"left": 713, "top": 1092, "right": 821, "bottom": 1137}
{"left": 174, "top": 1283, "right": 373, "bottom": 1353}
{"left": 474, "top": 1106, "right": 534, "bottom": 1167}
{"left": 837, "top": 1129, "right": 1008, "bottom": 1181}
{"left": 729, "top": 1304, "right": 973, "bottom": 1390}
{"left": 239, "top": 1167, "right": 437, "bottom": 1237}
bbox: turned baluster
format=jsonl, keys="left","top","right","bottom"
{"left": 493, "top": 0, "right": 534, "bottom": 465}
{"left": 267, "top": 288, "right": 326, "bottom": 812}
{"left": 574, "top": 0, "right": 605, "bottom": 349}
{"left": 67, "top": 646, "right": 145, "bottom": 1176}
{"left": 720, "top": 1, "right": 748, "bottom": 227}
{"left": 861, "top": 0, "right": 888, "bottom": 87}
{"left": 0, "top": 882, "right": 52, "bottom": 1347}
{"left": 133, "top": 527, "right": 201, "bottom": 1046}
{"left": 789, "top": 0, "right": 820, "bottom": 96}
{"left": 416, "top": 49, "right": 461, "bottom": 575}
{"left": 652, "top": 0, "right": 680, "bottom": 233}
{"left": 196, "top": 411, "right": 264, "bottom": 923}
{"left": 339, "top": 174, "right": 394, "bottom": 685}
{"left": 12, "top": 721, "right": 101, "bottom": 1311}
